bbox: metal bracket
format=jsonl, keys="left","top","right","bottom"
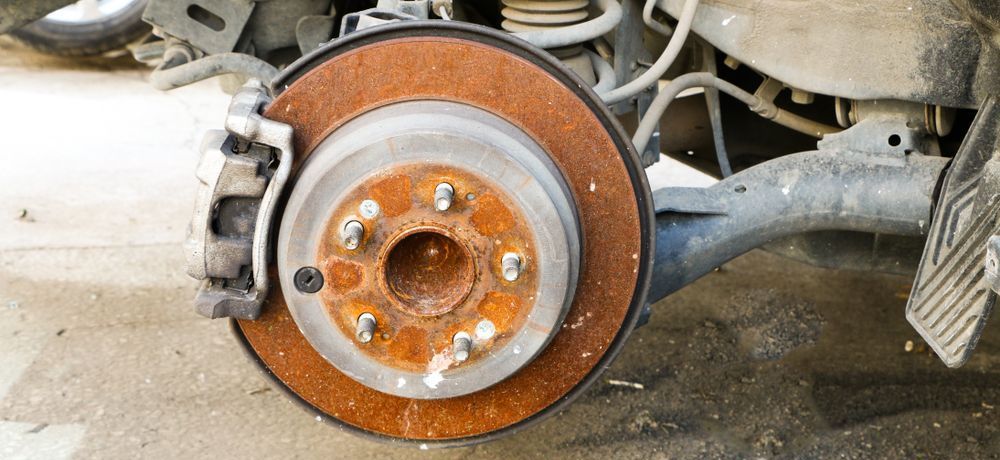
{"left": 185, "top": 80, "right": 294, "bottom": 319}
{"left": 339, "top": 0, "right": 428, "bottom": 37}
{"left": 143, "top": 0, "right": 256, "bottom": 54}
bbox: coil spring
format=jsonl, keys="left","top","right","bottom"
{"left": 501, "top": 0, "right": 596, "bottom": 83}
{"left": 500, "top": 0, "right": 589, "bottom": 34}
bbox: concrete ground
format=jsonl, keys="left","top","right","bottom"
{"left": 3, "top": 38, "right": 1000, "bottom": 459}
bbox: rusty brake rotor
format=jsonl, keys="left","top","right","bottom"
{"left": 233, "top": 22, "right": 654, "bottom": 446}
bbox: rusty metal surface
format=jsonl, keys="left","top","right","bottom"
{"left": 315, "top": 164, "right": 540, "bottom": 372}
{"left": 237, "top": 25, "right": 647, "bottom": 442}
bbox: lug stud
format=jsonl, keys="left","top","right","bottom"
{"left": 501, "top": 252, "right": 522, "bottom": 282}
{"left": 342, "top": 220, "right": 364, "bottom": 250}
{"left": 435, "top": 183, "right": 454, "bottom": 211}
{"left": 452, "top": 332, "right": 472, "bottom": 362}
{"left": 356, "top": 313, "right": 376, "bottom": 343}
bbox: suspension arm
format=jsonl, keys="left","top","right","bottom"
{"left": 649, "top": 150, "right": 949, "bottom": 302}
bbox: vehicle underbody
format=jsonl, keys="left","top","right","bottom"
{"left": 5, "top": 0, "right": 1000, "bottom": 446}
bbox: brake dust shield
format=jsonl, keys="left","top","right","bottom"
{"left": 232, "top": 23, "right": 653, "bottom": 445}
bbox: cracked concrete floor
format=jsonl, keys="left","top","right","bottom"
{"left": 3, "top": 38, "right": 1000, "bottom": 459}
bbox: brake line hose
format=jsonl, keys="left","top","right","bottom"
{"left": 600, "top": 0, "right": 700, "bottom": 104}
{"left": 632, "top": 72, "right": 842, "bottom": 154}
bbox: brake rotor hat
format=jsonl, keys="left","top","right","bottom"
{"left": 236, "top": 22, "right": 652, "bottom": 444}
{"left": 278, "top": 100, "right": 581, "bottom": 399}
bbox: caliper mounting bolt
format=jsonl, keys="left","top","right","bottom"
{"left": 452, "top": 332, "right": 472, "bottom": 362}
{"left": 356, "top": 313, "right": 377, "bottom": 343}
{"left": 501, "top": 252, "right": 523, "bottom": 282}
{"left": 435, "top": 183, "right": 455, "bottom": 211}
{"left": 342, "top": 220, "right": 364, "bottom": 250}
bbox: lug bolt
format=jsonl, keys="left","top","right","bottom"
{"left": 435, "top": 183, "right": 454, "bottom": 211}
{"left": 356, "top": 313, "right": 376, "bottom": 343}
{"left": 342, "top": 220, "right": 364, "bottom": 250}
{"left": 501, "top": 252, "right": 522, "bottom": 281}
{"left": 452, "top": 332, "right": 472, "bottom": 362}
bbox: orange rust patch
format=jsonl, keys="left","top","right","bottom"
{"left": 323, "top": 257, "right": 364, "bottom": 294}
{"left": 369, "top": 174, "right": 412, "bottom": 217}
{"left": 387, "top": 325, "right": 432, "bottom": 365}
{"left": 470, "top": 194, "right": 514, "bottom": 236}
{"left": 476, "top": 291, "right": 522, "bottom": 332}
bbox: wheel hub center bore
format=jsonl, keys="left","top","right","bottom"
{"left": 380, "top": 225, "right": 476, "bottom": 317}
{"left": 277, "top": 100, "right": 581, "bottom": 399}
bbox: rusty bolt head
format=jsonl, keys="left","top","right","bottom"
{"left": 294, "top": 267, "right": 324, "bottom": 293}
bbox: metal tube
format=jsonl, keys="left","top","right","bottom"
{"left": 150, "top": 53, "right": 280, "bottom": 91}
{"left": 632, "top": 72, "right": 841, "bottom": 153}
{"left": 586, "top": 50, "right": 617, "bottom": 93}
{"left": 771, "top": 109, "right": 844, "bottom": 138}
{"left": 648, "top": 150, "right": 949, "bottom": 303}
{"left": 600, "top": 0, "right": 699, "bottom": 104}
{"left": 633, "top": 72, "right": 757, "bottom": 153}
{"left": 642, "top": 0, "right": 673, "bottom": 36}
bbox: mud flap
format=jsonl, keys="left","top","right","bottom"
{"left": 906, "top": 96, "right": 1000, "bottom": 367}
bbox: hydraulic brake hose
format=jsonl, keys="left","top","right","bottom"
{"left": 642, "top": 0, "right": 673, "bottom": 36}
{"left": 150, "top": 53, "right": 279, "bottom": 91}
{"left": 587, "top": 49, "right": 617, "bottom": 93}
{"left": 632, "top": 72, "right": 842, "bottom": 154}
{"left": 600, "top": 0, "right": 700, "bottom": 104}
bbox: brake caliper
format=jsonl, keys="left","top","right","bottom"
{"left": 184, "top": 80, "right": 293, "bottom": 320}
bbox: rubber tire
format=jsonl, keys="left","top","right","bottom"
{"left": 10, "top": 0, "right": 150, "bottom": 57}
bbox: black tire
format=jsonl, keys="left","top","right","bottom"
{"left": 10, "top": 0, "right": 150, "bottom": 57}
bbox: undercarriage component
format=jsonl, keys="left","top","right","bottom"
{"left": 906, "top": 96, "right": 1000, "bottom": 367}
{"left": 655, "top": 0, "right": 999, "bottom": 108}
{"left": 231, "top": 22, "right": 652, "bottom": 444}
{"left": 184, "top": 80, "right": 293, "bottom": 319}
{"left": 649, "top": 149, "right": 948, "bottom": 303}
{"left": 143, "top": 0, "right": 255, "bottom": 54}
{"left": 500, "top": 0, "right": 598, "bottom": 83}
{"left": 149, "top": 49, "right": 279, "bottom": 91}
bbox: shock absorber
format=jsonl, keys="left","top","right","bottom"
{"left": 500, "top": 0, "right": 596, "bottom": 84}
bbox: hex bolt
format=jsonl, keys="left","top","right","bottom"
{"left": 342, "top": 220, "right": 364, "bottom": 250}
{"left": 293, "top": 267, "right": 324, "bottom": 293}
{"left": 452, "top": 332, "right": 472, "bottom": 362}
{"left": 435, "top": 183, "right": 454, "bottom": 211}
{"left": 501, "top": 252, "right": 522, "bottom": 282}
{"left": 356, "top": 313, "right": 376, "bottom": 343}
